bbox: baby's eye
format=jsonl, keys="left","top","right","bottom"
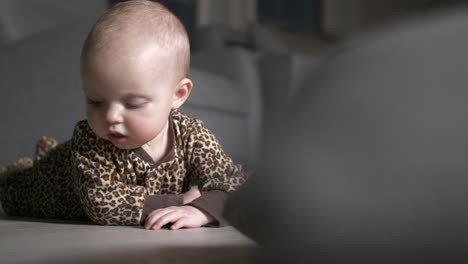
{"left": 124, "top": 98, "right": 147, "bottom": 109}
{"left": 125, "top": 102, "right": 147, "bottom": 109}
{"left": 87, "top": 98, "right": 104, "bottom": 106}
{"left": 125, "top": 103, "right": 141, "bottom": 109}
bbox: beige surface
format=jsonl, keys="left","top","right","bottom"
{"left": 0, "top": 208, "right": 257, "bottom": 264}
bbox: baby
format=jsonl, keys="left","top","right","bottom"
{"left": 0, "top": 0, "right": 246, "bottom": 230}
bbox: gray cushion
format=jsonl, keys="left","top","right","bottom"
{"left": 185, "top": 68, "right": 247, "bottom": 114}
{"left": 191, "top": 24, "right": 229, "bottom": 51}
{"left": 191, "top": 23, "right": 287, "bottom": 53}
{"left": 0, "top": 20, "right": 92, "bottom": 164}
{"left": 249, "top": 23, "right": 288, "bottom": 53}
{"left": 191, "top": 48, "right": 262, "bottom": 169}
{"left": 182, "top": 69, "right": 249, "bottom": 168}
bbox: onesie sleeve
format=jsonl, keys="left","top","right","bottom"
{"left": 186, "top": 121, "right": 248, "bottom": 226}
{"left": 70, "top": 121, "right": 183, "bottom": 226}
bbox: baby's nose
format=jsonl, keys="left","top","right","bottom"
{"left": 106, "top": 104, "right": 124, "bottom": 124}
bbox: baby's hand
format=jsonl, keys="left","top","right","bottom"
{"left": 183, "top": 186, "right": 201, "bottom": 204}
{"left": 144, "top": 206, "right": 214, "bottom": 230}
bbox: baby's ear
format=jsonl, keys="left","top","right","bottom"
{"left": 172, "top": 78, "right": 193, "bottom": 109}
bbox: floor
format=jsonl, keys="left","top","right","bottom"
{"left": 0, "top": 207, "right": 258, "bottom": 264}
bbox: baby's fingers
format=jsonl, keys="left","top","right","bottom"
{"left": 144, "top": 209, "right": 171, "bottom": 229}
{"left": 170, "top": 218, "right": 189, "bottom": 230}
{"left": 150, "top": 211, "right": 181, "bottom": 230}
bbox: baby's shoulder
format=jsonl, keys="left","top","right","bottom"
{"left": 171, "top": 109, "right": 206, "bottom": 131}
{"left": 171, "top": 110, "right": 220, "bottom": 149}
{"left": 71, "top": 120, "right": 96, "bottom": 144}
{"left": 72, "top": 120, "right": 93, "bottom": 136}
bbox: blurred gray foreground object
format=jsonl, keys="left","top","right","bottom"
{"left": 226, "top": 6, "right": 468, "bottom": 264}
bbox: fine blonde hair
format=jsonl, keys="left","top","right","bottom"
{"left": 81, "top": 0, "right": 190, "bottom": 80}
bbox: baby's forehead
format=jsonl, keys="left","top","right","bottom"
{"left": 87, "top": 42, "right": 175, "bottom": 74}
{"left": 83, "top": 38, "right": 178, "bottom": 86}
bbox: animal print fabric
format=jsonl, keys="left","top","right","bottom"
{"left": 0, "top": 110, "right": 247, "bottom": 225}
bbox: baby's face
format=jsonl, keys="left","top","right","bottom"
{"left": 81, "top": 45, "right": 177, "bottom": 149}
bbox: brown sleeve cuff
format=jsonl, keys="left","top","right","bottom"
{"left": 187, "top": 190, "right": 230, "bottom": 227}
{"left": 140, "top": 194, "right": 184, "bottom": 225}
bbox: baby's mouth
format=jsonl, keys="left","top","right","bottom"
{"left": 108, "top": 132, "right": 128, "bottom": 143}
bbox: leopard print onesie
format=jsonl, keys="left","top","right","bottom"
{"left": 0, "top": 110, "right": 247, "bottom": 225}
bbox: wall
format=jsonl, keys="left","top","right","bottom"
{"left": 0, "top": 0, "right": 107, "bottom": 45}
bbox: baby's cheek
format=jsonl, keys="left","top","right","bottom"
{"left": 130, "top": 116, "right": 164, "bottom": 137}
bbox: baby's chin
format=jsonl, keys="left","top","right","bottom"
{"left": 109, "top": 141, "right": 142, "bottom": 150}
{"left": 102, "top": 136, "right": 141, "bottom": 150}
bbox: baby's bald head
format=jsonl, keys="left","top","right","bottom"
{"left": 81, "top": 0, "right": 190, "bottom": 82}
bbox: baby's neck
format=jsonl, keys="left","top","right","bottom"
{"left": 142, "top": 121, "right": 173, "bottom": 163}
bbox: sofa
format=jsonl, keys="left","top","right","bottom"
{"left": 0, "top": 16, "right": 260, "bottom": 263}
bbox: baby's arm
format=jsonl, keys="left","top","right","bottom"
{"left": 186, "top": 122, "right": 247, "bottom": 225}
{"left": 144, "top": 120, "right": 247, "bottom": 229}
{"left": 144, "top": 186, "right": 218, "bottom": 230}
